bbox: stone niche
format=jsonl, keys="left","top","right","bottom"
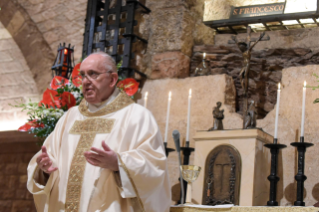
{"left": 191, "top": 27, "right": 319, "bottom": 119}
{"left": 192, "top": 129, "right": 272, "bottom": 206}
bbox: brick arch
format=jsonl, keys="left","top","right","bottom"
{"left": 0, "top": 0, "right": 55, "bottom": 93}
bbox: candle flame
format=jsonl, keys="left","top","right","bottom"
{"left": 278, "top": 83, "right": 281, "bottom": 90}
{"left": 64, "top": 49, "right": 68, "bottom": 54}
{"left": 304, "top": 81, "right": 307, "bottom": 87}
{"left": 189, "top": 89, "right": 192, "bottom": 97}
{"left": 203, "top": 52, "right": 206, "bottom": 59}
{"left": 144, "top": 92, "right": 148, "bottom": 99}
{"left": 169, "top": 91, "right": 172, "bottom": 100}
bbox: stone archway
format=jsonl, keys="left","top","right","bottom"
{"left": 0, "top": 0, "right": 56, "bottom": 93}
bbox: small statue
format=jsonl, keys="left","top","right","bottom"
{"left": 209, "top": 102, "right": 224, "bottom": 131}
{"left": 244, "top": 100, "right": 257, "bottom": 129}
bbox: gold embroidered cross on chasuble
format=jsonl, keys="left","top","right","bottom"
{"left": 65, "top": 91, "right": 134, "bottom": 212}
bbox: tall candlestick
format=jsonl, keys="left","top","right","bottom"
{"left": 274, "top": 83, "right": 281, "bottom": 140}
{"left": 300, "top": 81, "right": 307, "bottom": 137}
{"left": 164, "top": 91, "right": 172, "bottom": 143}
{"left": 144, "top": 92, "right": 148, "bottom": 108}
{"left": 186, "top": 89, "right": 192, "bottom": 143}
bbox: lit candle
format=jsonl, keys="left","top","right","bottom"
{"left": 186, "top": 89, "right": 192, "bottom": 145}
{"left": 300, "top": 81, "right": 307, "bottom": 137}
{"left": 274, "top": 83, "right": 281, "bottom": 141}
{"left": 164, "top": 91, "right": 172, "bottom": 143}
{"left": 203, "top": 52, "right": 206, "bottom": 59}
{"left": 144, "top": 92, "right": 148, "bottom": 108}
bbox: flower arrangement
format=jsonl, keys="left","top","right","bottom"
{"left": 13, "top": 61, "right": 139, "bottom": 143}
{"left": 13, "top": 64, "right": 83, "bottom": 142}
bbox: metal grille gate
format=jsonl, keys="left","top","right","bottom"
{"left": 82, "top": 0, "right": 150, "bottom": 79}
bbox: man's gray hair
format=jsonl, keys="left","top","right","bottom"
{"left": 84, "top": 51, "right": 117, "bottom": 72}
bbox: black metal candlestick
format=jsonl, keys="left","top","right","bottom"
{"left": 179, "top": 141, "right": 195, "bottom": 204}
{"left": 164, "top": 142, "right": 175, "bottom": 157}
{"left": 290, "top": 136, "right": 313, "bottom": 206}
{"left": 264, "top": 138, "right": 287, "bottom": 206}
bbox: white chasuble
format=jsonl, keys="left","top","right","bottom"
{"left": 27, "top": 91, "right": 171, "bottom": 212}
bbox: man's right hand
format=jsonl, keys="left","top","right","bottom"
{"left": 36, "top": 146, "right": 58, "bottom": 174}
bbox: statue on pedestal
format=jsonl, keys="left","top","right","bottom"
{"left": 244, "top": 100, "right": 257, "bottom": 129}
{"left": 209, "top": 102, "right": 224, "bottom": 131}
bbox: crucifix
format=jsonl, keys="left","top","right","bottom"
{"left": 228, "top": 26, "right": 270, "bottom": 128}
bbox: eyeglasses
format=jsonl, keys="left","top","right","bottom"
{"left": 79, "top": 70, "right": 113, "bottom": 81}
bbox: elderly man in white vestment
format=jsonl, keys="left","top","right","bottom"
{"left": 27, "top": 52, "right": 171, "bottom": 212}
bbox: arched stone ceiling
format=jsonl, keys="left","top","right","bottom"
{"left": 0, "top": 0, "right": 88, "bottom": 93}
{"left": 0, "top": 0, "right": 56, "bottom": 93}
{"left": 16, "top": 0, "right": 88, "bottom": 62}
{"left": 0, "top": 22, "right": 39, "bottom": 130}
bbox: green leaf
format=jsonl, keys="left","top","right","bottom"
{"left": 313, "top": 98, "right": 319, "bottom": 103}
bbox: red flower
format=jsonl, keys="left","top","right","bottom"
{"left": 60, "top": 92, "right": 76, "bottom": 109}
{"left": 38, "top": 89, "right": 61, "bottom": 108}
{"left": 50, "top": 76, "right": 69, "bottom": 90}
{"left": 71, "top": 63, "right": 82, "bottom": 87}
{"left": 117, "top": 78, "right": 139, "bottom": 96}
{"left": 18, "top": 120, "right": 44, "bottom": 132}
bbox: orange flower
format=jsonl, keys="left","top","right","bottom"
{"left": 39, "top": 89, "right": 61, "bottom": 108}
{"left": 18, "top": 120, "right": 44, "bottom": 132}
{"left": 71, "top": 63, "right": 82, "bottom": 87}
{"left": 117, "top": 78, "right": 139, "bottom": 96}
{"left": 50, "top": 76, "right": 69, "bottom": 90}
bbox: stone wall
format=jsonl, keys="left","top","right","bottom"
{"left": 0, "top": 131, "right": 40, "bottom": 212}
{"left": 190, "top": 27, "right": 319, "bottom": 118}
{"left": 0, "top": 23, "right": 39, "bottom": 131}
{"left": 258, "top": 65, "right": 319, "bottom": 206}
{"left": 139, "top": 0, "right": 216, "bottom": 78}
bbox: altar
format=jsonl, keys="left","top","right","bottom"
{"left": 170, "top": 206, "right": 318, "bottom": 212}
{"left": 192, "top": 129, "right": 273, "bottom": 206}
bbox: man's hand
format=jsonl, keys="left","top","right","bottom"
{"left": 36, "top": 146, "right": 58, "bottom": 174}
{"left": 84, "top": 141, "right": 119, "bottom": 171}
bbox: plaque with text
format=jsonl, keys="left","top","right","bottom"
{"left": 230, "top": 3, "right": 285, "bottom": 19}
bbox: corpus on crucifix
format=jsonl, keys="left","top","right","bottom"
{"left": 229, "top": 26, "right": 269, "bottom": 128}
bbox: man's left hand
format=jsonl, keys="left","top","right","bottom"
{"left": 84, "top": 141, "right": 119, "bottom": 171}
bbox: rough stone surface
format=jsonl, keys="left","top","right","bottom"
{"left": 191, "top": 45, "right": 319, "bottom": 118}
{"left": 0, "top": 0, "right": 55, "bottom": 93}
{"left": 257, "top": 65, "right": 319, "bottom": 206}
{"left": 147, "top": 6, "right": 194, "bottom": 56}
{"left": 190, "top": 28, "right": 319, "bottom": 119}
{"left": 0, "top": 131, "right": 39, "bottom": 212}
{"left": 15, "top": 0, "right": 87, "bottom": 62}
{"left": 0, "top": 23, "right": 39, "bottom": 130}
{"left": 139, "top": 0, "right": 215, "bottom": 77}
{"left": 137, "top": 75, "right": 242, "bottom": 204}
{"left": 151, "top": 51, "right": 190, "bottom": 79}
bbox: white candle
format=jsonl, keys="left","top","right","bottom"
{"left": 186, "top": 89, "right": 192, "bottom": 142}
{"left": 164, "top": 91, "right": 172, "bottom": 143}
{"left": 203, "top": 52, "right": 206, "bottom": 59}
{"left": 274, "top": 83, "right": 281, "bottom": 139}
{"left": 144, "top": 92, "right": 148, "bottom": 108}
{"left": 301, "top": 81, "right": 307, "bottom": 137}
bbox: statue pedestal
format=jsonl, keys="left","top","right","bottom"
{"left": 193, "top": 129, "right": 273, "bottom": 206}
